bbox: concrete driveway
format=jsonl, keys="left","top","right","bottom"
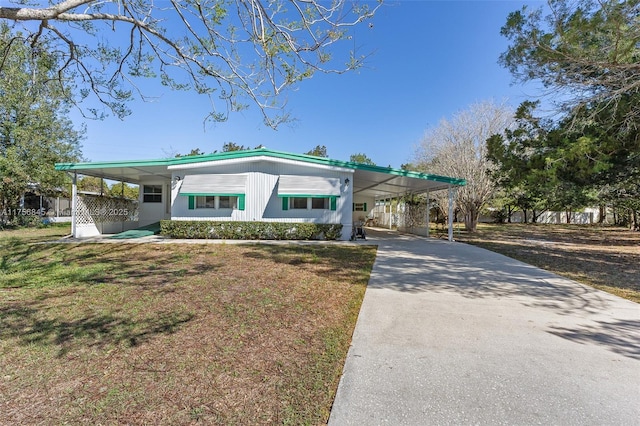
{"left": 329, "top": 229, "right": 640, "bottom": 425}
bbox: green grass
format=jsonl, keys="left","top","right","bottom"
{"left": 0, "top": 227, "right": 377, "bottom": 424}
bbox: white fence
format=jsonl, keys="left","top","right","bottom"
{"left": 74, "top": 194, "right": 139, "bottom": 237}
{"left": 372, "top": 201, "right": 616, "bottom": 236}
{"left": 479, "top": 207, "right": 616, "bottom": 225}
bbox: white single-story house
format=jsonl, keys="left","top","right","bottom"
{"left": 55, "top": 148, "right": 465, "bottom": 240}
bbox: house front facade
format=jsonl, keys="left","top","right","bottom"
{"left": 55, "top": 148, "right": 465, "bottom": 240}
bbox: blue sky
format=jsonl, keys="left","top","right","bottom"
{"left": 76, "top": 0, "right": 545, "bottom": 168}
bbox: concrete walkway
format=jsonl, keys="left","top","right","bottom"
{"left": 329, "top": 229, "right": 640, "bottom": 425}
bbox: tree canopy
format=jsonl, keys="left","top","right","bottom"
{"left": 176, "top": 148, "right": 207, "bottom": 158}
{"left": 0, "top": 0, "right": 380, "bottom": 127}
{"left": 108, "top": 181, "right": 138, "bottom": 200}
{"left": 487, "top": 101, "right": 585, "bottom": 222}
{"left": 349, "top": 153, "right": 375, "bottom": 165}
{"left": 304, "top": 145, "right": 328, "bottom": 158}
{"left": 222, "top": 142, "right": 252, "bottom": 152}
{"left": 488, "top": 99, "right": 639, "bottom": 228}
{"left": 174, "top": 142, "right": 264, "bottom": 157}
{"left": 0, "top": 24, "right": 83, "bottom": 224}
{"left": 496, "top": 0, "right": 639, "bottom": 228}
{"left": 500, "top": 0, "right": 640, "bottom": 127}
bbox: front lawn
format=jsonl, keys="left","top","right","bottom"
{"left": 0, "top": 226, "right": 377, "bottom": 424}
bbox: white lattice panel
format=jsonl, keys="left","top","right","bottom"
{"left": 76, "top": 195, "right": 139, "bottom": 225}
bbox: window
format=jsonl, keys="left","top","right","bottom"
{"left": 143, "top": 185, "right": 162, "bottom": 203}
{"left": 353, "top": 203, "right": 368, "bottom": 212}
{"left": 196, "top": 196, "right": 215, "bottom": 209}
{"left": 218, "top": 196, "right": 236, "bottom": 209}
{"left": 280, "top": 196, "right": 338, "bottom": 211}
{"left": 290, "top": 197, "right": 308, "bottom": 209}
{"left": 282, "top": 196, "right": 336, "bottom": 211}
{"left": 195, "top": 195, "right": 237, "bottom": 209}
{"left": 312, "top": 197, "right": 329, "bottom": 210}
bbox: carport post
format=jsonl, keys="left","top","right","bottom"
{"left": 71, "top": 172, "right": 77, "bottom": 238}
{"left": 395, "top": 193, "right": 401, "bottom": 230}
{"left": 448, "top": 185, "right": 454, "bottom": 242}
{"left": 425, "top": 190, "right": 430, "bottom": 238}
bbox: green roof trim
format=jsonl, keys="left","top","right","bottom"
{"left": 55, "top": 148, "right": 466, "bottom": 186}
{"left": 55, "top": 158, "right": 172, "bottom": 171}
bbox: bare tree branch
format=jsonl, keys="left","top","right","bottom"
{"left": 413, "top": 100, "right": 515, "bottom": 232}
{"left": 0, "top": 0, "right": 381, "bottom": 126}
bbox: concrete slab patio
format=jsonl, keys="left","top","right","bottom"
{"left": 329, "top": 229, "right": 640, "bottom": 425}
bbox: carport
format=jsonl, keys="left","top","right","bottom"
{"left": 350, "top": 166, "right": 465, "bottom": 241}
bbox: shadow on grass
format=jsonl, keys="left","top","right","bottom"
{"left": 1, "top": 242, "right": 205, "bottom": 357}
{"left": 241, "top": 244, "right": 377, "bottom": 286}
{"left": 0, "top": 243, "right": 222, "bottom": 289}
{"left": 0, "top": 303, "right": 194, "bottom": 357}
{"left": 0, "top": 238, "right": 37, "bottom": 273}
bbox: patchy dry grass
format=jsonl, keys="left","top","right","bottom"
{"left": 0, "top": 227, "right": 377, "bottom": 424}
{"left": 0, "top": 223, "right": 71, "bottom": 243}
{"left": 456, "top": 224, "right": 639, "bottom": 303}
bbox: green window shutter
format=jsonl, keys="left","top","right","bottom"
{"left": 188, "top": 196, "right": 195, "bottom": 210}
{"left": 364, "top": 203, "right": 367, "bottom": 211}
{"left": 282, "top": 197, "right": 289, "bottom": 211}
{"left": 238, "top": 195, "right": 245, "bottom": 211}
{"left": 330, "top": 197, "right": 337, "bottom": 211}
{"left": 352, "top": 203, "right": 355, "bottom": 211}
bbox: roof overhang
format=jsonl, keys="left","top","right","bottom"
{"left": 55, "top": 159, "right": 172, "bottom": 184}
{"left": 55, "top": 148, "right": 465, "bottom": 193}
{"left": 351, "top": 165, "right": 465, "bottom": 198}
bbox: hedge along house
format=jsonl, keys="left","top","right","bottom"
{"left": 55, "top": 148, "right": 466, "bottom": 240}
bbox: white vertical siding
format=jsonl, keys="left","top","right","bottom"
{"left": 169, "top": 160, "right": 354, "bottom": 239}
{"left": 246, "top": 171, "right": 278, "bottom": 221}
{"left": 139, "top": 177, "right": 170, "bottom": 226}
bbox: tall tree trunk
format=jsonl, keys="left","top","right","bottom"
{"left": 464, "top": 205, "right": 479, "bottom": 232}
{"left": 598, "top": 205, "right": 606, "bottom": 224}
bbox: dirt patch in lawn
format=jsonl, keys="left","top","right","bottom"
{"left": 456, "top": 224, "right": 639, "bottom": 303}
{"left": 0, "top": 228, "right": 377, "bottom": 424}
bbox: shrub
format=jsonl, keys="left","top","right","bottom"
{"left": 0, "top": 214, "right": 42, "bottom": 229}
{"left": 160, "top": 221, "right": 343, "bottom": 240}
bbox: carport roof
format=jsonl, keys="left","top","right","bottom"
{"left": 55, "top": 148, "right": 465, "bottom": 197}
